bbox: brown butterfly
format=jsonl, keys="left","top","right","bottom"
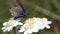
{"left": 9, "top": 0, "right": 27, "bottom": 20}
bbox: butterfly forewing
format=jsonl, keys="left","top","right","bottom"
{"left": 9, "top": 0, "right": 27, "bottom": 18}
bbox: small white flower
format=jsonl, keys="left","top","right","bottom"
{"left": 2, "top": 18, "right": 23, "bottom": 32}
{"left": 19, "top": 18, "right": 36, "bottom": 34}
{"left": 19, "top": 18, "right": 39, "bottom": 34}
{"left": 19, "top": 17, "right": 52, "bottom": 34}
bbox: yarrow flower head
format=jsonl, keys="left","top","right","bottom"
{"left": 2, "top": 17, "right": 23, "bottom": 32}
{"left": 19, "top": 17, "right": 52, "bottom": 34}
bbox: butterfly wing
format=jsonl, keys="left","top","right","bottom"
{"left": 9, "top": 0, "right": 27, "bottom": 19}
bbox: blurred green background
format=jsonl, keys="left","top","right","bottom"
{"left": 0, "top": 0, "right": 60, "bottom": 34}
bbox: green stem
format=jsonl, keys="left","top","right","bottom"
{"left": 13, "top": 27, "right": 17, "bottom": 34}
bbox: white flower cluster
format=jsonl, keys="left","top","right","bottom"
{"left": 2, "top": 17, "right": 52, "bottom": 34}
{"left": 19, "top": 17, "right": 52, "bottom": 34}
{"left": 2, "top": 17, "right": 23, "bottom": 32}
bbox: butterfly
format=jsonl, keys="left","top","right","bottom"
{"left": 9, "top": 0, "right": 28, "bottom": 20}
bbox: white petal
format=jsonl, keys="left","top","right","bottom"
{"left": 42, "top": 18, "right": 48, "bottom": 21}
{"left": 18, "top": 22, "right": 23, "bottom": 25}
{"left": 23, "top": 31, "right": 28, "bottom": 34}
{"left": 44, "top": 21, "right": 51, "bottom": 25}
{"left": 45, "top": 24, "right": 50, "bottom": 29}
{"left": 35, "top": 21, "right": 45, "bottom": 30}
{"left": 39, "top": 24, "right": 45, "bottom": 30}
{"left": 32, "top": 28, "right": 39, "bottom": 33}
{"left": 13, "top": 21, "right": 23, "bottom": 27}
{"left": 33, "top": 17, "right": 38, "bottom": 21}
{"left": 13, "top": 22, "right": 19, "bottom": 27}
{"left": 27, "top": 29, "right": 33, "bottom": 33}
{"left": 3, "top": 22, "right": 7, "bottom": 26}
{"left": 34, "top": 22, "right": 41, "bottom": 29}
{"left": 7, "top": 26, "right": 13, "bottom": 32}
{"left": 33, "top": 25, "right": 39, "bottom": 32}
{"left": 23, "top": 31, "right": 31, "bottom": 34}
{"left": 2, "top": 27, "right": 6, "bottom": 30}
{"left": 3, "top": 28, "right": 8, "bottom": 32}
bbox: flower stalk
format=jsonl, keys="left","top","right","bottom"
{"left": 13, "top": 27, "right": 17, "bottom": 34}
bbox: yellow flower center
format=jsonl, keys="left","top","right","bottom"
{"left": 25, "top": 18, "right": 35, "bottom": 29}
{"left": 25, "top": 24, "right": 33, "bottom": 29}
{"left": 6, "top": 20, "right": 16, "bottom": 26}
{"left": 38, "top": 18, "right": 44, "bottom": 23}
{"left": 25, "top": 18, "right": 35, "bottom": 24}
